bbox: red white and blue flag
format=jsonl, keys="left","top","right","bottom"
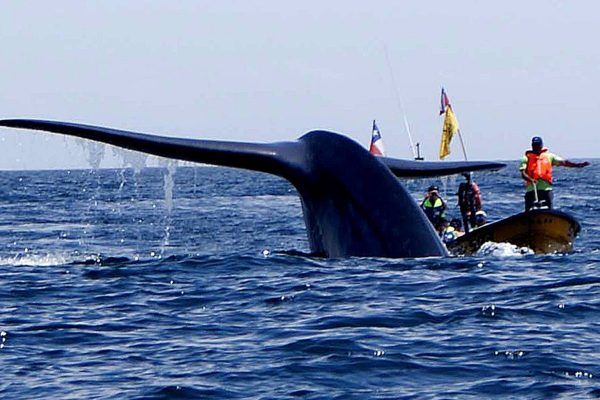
{"left": 369, "top": 120, "right": 385, "bottom": 156}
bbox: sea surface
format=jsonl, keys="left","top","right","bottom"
{"left": 1, "top": 160, "right": 599, "bottom": 399}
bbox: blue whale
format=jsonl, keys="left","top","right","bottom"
{"left": 0, "top": 119, "right": 505, "bottom": 258}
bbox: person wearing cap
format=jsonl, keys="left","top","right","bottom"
{"left": 520, "top": 136, "right": 590, "bottom": 211}
{"left": 420, "top": 185, "right": 447, "bottom": 231}
{"left": 473, "top": 210, "right": 487, "bottom": 228}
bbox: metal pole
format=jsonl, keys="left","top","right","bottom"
{"left": 457, "top": 129, "right": 468, "bottom": 161}
{"left": 383, "top": 45, "right": 418, "bottom": 159}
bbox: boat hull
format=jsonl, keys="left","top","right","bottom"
{"left": 447, "top": 209, "right": 581, "bottom": 255}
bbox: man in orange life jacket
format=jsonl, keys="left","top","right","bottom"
{"left": 520, "top": 136, "right": 590, "bottom": 211}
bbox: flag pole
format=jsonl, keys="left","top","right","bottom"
{"left": 450, "top": 92, "right": 468, "bottom": 161}
{"left": 457, "top": 129, "right": 468, "bottom": 161}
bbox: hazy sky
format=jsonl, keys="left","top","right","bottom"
{"left": 1, "top": 1, "right": 598, "bottom": 170}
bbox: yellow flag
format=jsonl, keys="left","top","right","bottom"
{"left": 439, "top": 105, "right": 460, "bottom": 159}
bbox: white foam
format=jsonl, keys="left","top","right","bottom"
{"left": 0, "top": 253, "right": 67, "bottom": 266}
{"left": 476, "top": 241, "right": 534, "bottom": 257}
{"left": 0, "top": 252, "right": 100, "bottom": 267}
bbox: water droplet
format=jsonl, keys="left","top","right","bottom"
{"left": 482, "top": 304, "right": 497, "bottom": 317}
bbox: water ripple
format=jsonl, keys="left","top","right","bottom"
{"left": 1, "top": 166, "right": 600, "bottom": 398}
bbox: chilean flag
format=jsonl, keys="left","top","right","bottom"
{"left": 440, "top": 87, "right": 450, "bottom": 115}
{"left": 369, "top": 120, "right": 385, "bottom": 156}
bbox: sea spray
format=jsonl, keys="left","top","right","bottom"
{"left": 159, "top": 158, "right": 178, "bottom": 253}
{"left": 112, "top": 147, "right": 148, "bottom": 192}
{"left": 112, "top": 148, "right": 150, "bottom": 244}
{"left": 476, "top": 241, "right": 534, "bottom": 256}
{"left": 112, "top": 147, "right": 148, "bottom": 174}
{"left": 74, "top": 139, "right": 106, "bottom": 246}
{"left": 79, "top": 139, "right": 105, "bottom": 169}
{"left": 160, "top": 159, "right": 177, "bottom": 214}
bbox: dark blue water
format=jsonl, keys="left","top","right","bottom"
{"left": 1, "top": 162, "right": 599, "bottom": 399}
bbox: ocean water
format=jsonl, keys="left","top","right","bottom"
{"left": 1, "top": 161, "right": 599, "bottom": 399}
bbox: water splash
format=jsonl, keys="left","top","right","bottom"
{"left": 160, "top": 159, "right": 178, "bottom": 214}
{"left": 75, "top": 138, "right": 105, "bottom": 169}
{"left": 112, "top": 147, "right": 148, "bottom": 173}
{"left": 158, "top": 159, "right": 178, "bottom": 252}
{"left": 494, "top": 350, "right": 526, "bottom": 359}
{"left": 440, "top": 174, "right": 458, "bottom": 199}
{"left": 476, "top": 241, "right": 534, "bottom": 257}
{"left": 0, "top": 251, "right": 100, "bottom": 267}
{"left": 110, "top": 148, "right": 149, "bottom": 246}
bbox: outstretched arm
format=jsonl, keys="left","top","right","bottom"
{"left": 557, "top": 160, "right": 590, "bottom": 168}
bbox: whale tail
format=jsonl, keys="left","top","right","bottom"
{"left": 0, "top": 119, "right": 505, "bottom": 258}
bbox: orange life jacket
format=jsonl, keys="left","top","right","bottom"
{"left": 525, "top": 148, "right": 553, "bottom": 184}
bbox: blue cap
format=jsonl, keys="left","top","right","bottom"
{"left": 531, "top": 136, "right": 543, "bottom": 146}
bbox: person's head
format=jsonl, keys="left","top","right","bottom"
{"left": 531, "top": 136, "right": 543, "bottom": 153}
{"left": 427, "top": 185, "right": 439, "bottom": 197}
{"left": 461, "top": 172, "right": 471, "bottom": 182}
{"left": 475, "top": 210, "right": 487, "bottom": 226}
{"left": 436, "top": 217, "right": 448, "bottom": 233}
{"left": 443, "top": 230, "right": 456, "bottom": 244}
{"left": 450, "top": 218, "right": 462, "bottom": 231}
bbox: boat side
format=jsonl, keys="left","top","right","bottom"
{"left": 447, "top": 209, "right": 581, "bottom": 255}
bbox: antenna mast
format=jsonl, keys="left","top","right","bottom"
{"left": 384, "top": 46, "right": 418, "bottom": 160}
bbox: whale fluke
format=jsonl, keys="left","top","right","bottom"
{"left": 0, "top": 119, "right": 505, "bottom": 258}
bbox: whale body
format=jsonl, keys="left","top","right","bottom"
{"left": 0, "top": 119, "right": 505, "bottom": 258}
